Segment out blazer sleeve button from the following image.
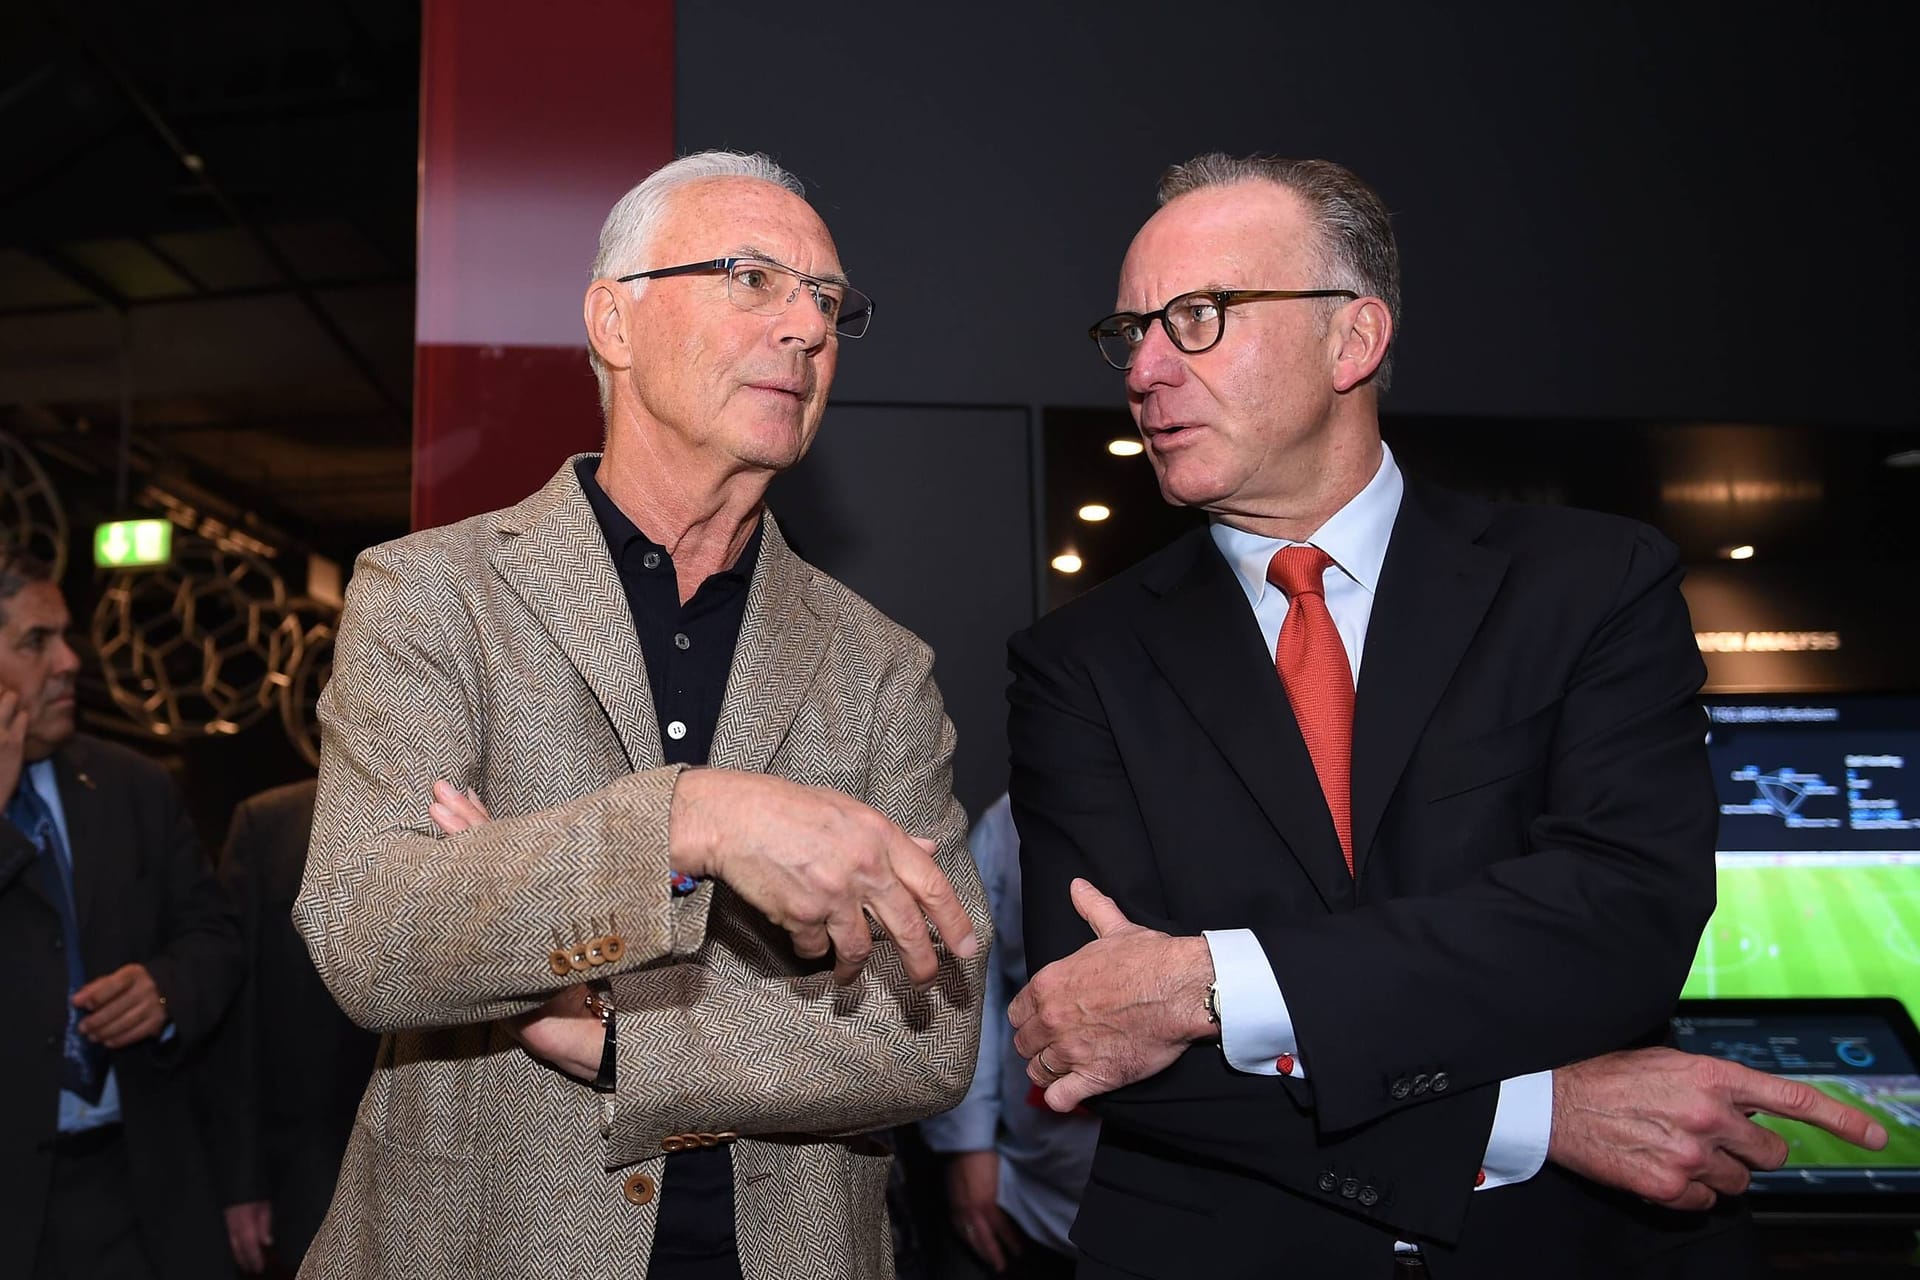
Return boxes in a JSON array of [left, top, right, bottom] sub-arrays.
[[549, 950, 575, 977], [603, 935, 626, 962], [1316, 1171, 1338, 1193], [1431, 1072, 1451, 1093], [1389, 1077, 1412, 1100], [1340, 1178, 1360, 1199], [623, 1172, 656, 1206], [1358, 1186, 1380, 1208], [1411, 1073, 1431, 1095]]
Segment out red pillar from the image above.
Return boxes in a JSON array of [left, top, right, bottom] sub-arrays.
[[413, 0, 675, 530]]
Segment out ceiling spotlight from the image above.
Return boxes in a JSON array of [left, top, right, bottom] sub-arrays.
[[1051, 553, 1084, 574], [1886, 449, 1920, 469], [1107, 438, 1144, 457], [1724, 544, 1756, 561], [1077, 503, 1111, 522]]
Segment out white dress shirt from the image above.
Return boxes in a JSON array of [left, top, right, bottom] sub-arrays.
[[1200, 444, 1552, 1190]]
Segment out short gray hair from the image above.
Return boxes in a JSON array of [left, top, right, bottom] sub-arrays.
[[587, 151, 807, 416], [1158, 153, 1401, 394]]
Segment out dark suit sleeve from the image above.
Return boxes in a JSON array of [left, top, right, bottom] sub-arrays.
[[198, 797, 268, 1206], [143, 768, 246, 1064], [1009, 626, 1497, 1241]]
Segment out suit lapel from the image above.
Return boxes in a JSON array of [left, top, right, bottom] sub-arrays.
[[489, 460, 661, 772], [709, 516, 837, 773], [1351, 480, 1507, 878], [51, 742, 108, 934], [1135, 534, 1353, 911]]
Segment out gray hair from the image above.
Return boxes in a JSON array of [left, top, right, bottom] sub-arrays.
[[0, 545, 54, 626], [1157, 153, 1401, 394], [587, 151, 808, 415]]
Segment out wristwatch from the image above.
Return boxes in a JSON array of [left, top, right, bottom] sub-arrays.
[[1205, 981, 1222, 1027], [583, 986, 617, 1091]]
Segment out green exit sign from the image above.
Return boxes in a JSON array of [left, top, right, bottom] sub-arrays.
[[94, 519, 173, 568]]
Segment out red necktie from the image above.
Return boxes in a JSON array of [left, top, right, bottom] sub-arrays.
[[1267, 546, 1355, 875]]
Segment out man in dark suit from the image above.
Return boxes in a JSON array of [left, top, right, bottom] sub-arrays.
[[207, 778, 378, 1277], [1005, 155, 1883, 1277], [0, 548, 245, 1279]]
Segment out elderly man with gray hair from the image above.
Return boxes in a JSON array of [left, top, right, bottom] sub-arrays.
[[294, 151, 988, 1280]]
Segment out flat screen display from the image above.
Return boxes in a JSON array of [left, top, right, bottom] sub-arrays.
[[1674, 998, 1920, 1218], [1681, 696, 1920, 1024]]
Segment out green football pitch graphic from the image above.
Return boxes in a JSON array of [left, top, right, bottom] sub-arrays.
[[1684, 862, 1920, 1169], [1683, 863, 1920, 1019]]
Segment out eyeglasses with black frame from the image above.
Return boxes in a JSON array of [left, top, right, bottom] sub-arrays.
[[1088, 288, 1358, 371], [617, 256, 875, 338]]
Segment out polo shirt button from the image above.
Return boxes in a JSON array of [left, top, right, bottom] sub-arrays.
[[623, 1172, 656, 1205], [674, 633, 691, 650], [642, 552, 662, 570], [667, 720, 687, 740]]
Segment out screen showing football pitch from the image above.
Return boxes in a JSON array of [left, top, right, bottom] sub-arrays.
[[1682, 696, 1920, 1023]]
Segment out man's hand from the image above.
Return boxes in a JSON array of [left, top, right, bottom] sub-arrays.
[[670, 769, 978, 986], [74, 963, 168, 1048], [947, 1149, 1021, 1273], [428, 782, 603, 1083], [0, 687, 27, 809], [504, 984, 605, 1083], [224, 1201, 274, 1274], [1550, 1046, 1890, 1210], [1008, 878, 1214, 1113]]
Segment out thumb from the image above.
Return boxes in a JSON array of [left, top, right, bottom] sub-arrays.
[[1070, 878, 1131, 937]]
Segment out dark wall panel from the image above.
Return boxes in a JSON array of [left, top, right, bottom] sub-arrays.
[[678, 2, 1912, 427], [768, 404, 1035, 820]]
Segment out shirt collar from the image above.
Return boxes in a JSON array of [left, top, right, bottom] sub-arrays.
[[573, 456, 761, 584], [1210, 443, 1404, 608]]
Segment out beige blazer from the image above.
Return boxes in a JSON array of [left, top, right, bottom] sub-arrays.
[[294, 458, 990, 1279]]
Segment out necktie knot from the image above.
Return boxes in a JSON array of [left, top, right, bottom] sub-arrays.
[[1266, 545, 1334, 600]]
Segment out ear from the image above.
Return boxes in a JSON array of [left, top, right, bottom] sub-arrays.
[[584, 279, 636, 377], [1331, 297, 1392, 394]]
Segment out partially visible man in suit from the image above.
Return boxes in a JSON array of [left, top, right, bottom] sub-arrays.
[[294, 150, 988, 1280], [207, 778, 377, 1277], [1006, 155, 1884, 1277], [0, 549, 245, 1279]]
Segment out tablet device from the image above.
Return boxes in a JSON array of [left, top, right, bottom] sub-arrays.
[[1672, 997, 1920, 1222]]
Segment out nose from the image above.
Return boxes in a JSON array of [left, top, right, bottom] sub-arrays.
[[773, 283, 831, 351], [50, 634, 82, 677], [1125, 320, 1186, 395]]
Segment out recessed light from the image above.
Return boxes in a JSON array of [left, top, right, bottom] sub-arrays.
[[1107, 438, 1144, 457], [1886, 449, 1920, 469], [1724, 544, 1756, 561], [1051, 553, 1084, 574], [1077, 503, 1111, 522]]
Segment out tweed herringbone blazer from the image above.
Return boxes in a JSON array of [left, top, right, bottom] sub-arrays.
[[293, 458, 990, 1280]]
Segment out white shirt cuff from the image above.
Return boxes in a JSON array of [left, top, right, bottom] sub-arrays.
[[1202, 928, 1305, 1077], [1478, 1069, 1553, 1189]]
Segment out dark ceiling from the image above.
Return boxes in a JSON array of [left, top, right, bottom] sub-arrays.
[[1, 0, 421, 565]]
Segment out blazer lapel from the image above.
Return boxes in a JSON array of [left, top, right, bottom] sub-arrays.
[[709, 515, 837, 774], [1350, 480, 1508, 878], [1135, 533, 1353, 911], [489, 459, 661, 771]]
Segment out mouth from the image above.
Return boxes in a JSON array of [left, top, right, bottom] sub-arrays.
[[746, 380, 810, 403], [1141, 421, 1202, 449]]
